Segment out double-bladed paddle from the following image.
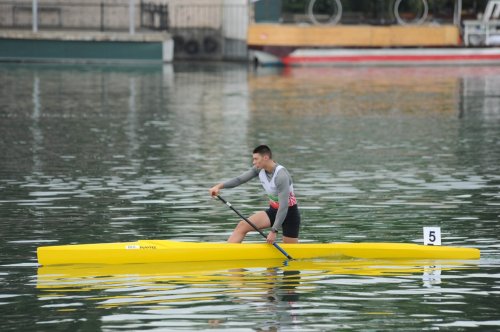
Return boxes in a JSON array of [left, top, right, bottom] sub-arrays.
[[215, 195, 293, 260]]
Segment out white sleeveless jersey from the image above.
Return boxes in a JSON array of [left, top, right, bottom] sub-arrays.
[[258, 165, 297, 208]]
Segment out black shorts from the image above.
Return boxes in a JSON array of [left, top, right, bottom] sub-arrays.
[[265, 204, 301, 238]]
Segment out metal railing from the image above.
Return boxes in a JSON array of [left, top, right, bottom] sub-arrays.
[[463, 0, 500, 46], [0, 0, 169, 34]]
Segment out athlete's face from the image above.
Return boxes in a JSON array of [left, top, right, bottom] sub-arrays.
[[252, 153, 269, 169]]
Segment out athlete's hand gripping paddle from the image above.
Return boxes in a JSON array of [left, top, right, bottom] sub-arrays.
[[216, 195, 293, 260]]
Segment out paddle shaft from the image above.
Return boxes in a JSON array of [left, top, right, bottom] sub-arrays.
[[216, 195, 293, 260]]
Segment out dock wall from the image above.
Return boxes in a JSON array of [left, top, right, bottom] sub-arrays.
[[0, 30, 173, 63]]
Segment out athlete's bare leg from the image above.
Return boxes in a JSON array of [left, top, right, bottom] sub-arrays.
[[227, 211, 271, 243], [283, 236, 298, 243]]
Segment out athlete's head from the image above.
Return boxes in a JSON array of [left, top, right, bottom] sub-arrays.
[[253, 145, 272, 158], [252, 145, 272, 168]]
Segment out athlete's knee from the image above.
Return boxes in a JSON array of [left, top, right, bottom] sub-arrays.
[[283, 236, 299, 243], [235, 220, 251, 233]]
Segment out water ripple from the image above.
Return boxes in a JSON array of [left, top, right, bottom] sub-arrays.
[[1, 63, 499, 331]]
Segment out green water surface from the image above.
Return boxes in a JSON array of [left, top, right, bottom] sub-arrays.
[[0, 63, 499, 331]]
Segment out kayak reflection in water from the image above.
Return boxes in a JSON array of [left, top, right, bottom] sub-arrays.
[[209, 145, 301, 244]]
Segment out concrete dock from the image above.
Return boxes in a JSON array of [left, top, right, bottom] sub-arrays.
[[0, 30, 173, 63]]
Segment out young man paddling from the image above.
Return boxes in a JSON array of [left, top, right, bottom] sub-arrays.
[[209, 145, 300, 244]]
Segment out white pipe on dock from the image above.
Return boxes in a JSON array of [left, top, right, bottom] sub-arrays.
[[454, 0, 462, 25], [129, 0, 135, 35], [32, 0, 38, 32]]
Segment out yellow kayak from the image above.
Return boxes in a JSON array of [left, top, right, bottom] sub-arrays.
[[37, 240, 480, 266]]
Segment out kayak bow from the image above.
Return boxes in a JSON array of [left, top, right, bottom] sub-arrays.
[[37, 240, 480, 266]]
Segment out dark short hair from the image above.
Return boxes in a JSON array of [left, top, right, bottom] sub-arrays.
[[253, 145, 272, 158]]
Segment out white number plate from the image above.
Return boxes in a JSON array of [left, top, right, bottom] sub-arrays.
[[423, 227, 441, 245]]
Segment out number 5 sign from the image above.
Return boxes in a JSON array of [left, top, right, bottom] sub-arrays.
[[423, 227, 441, 245]]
